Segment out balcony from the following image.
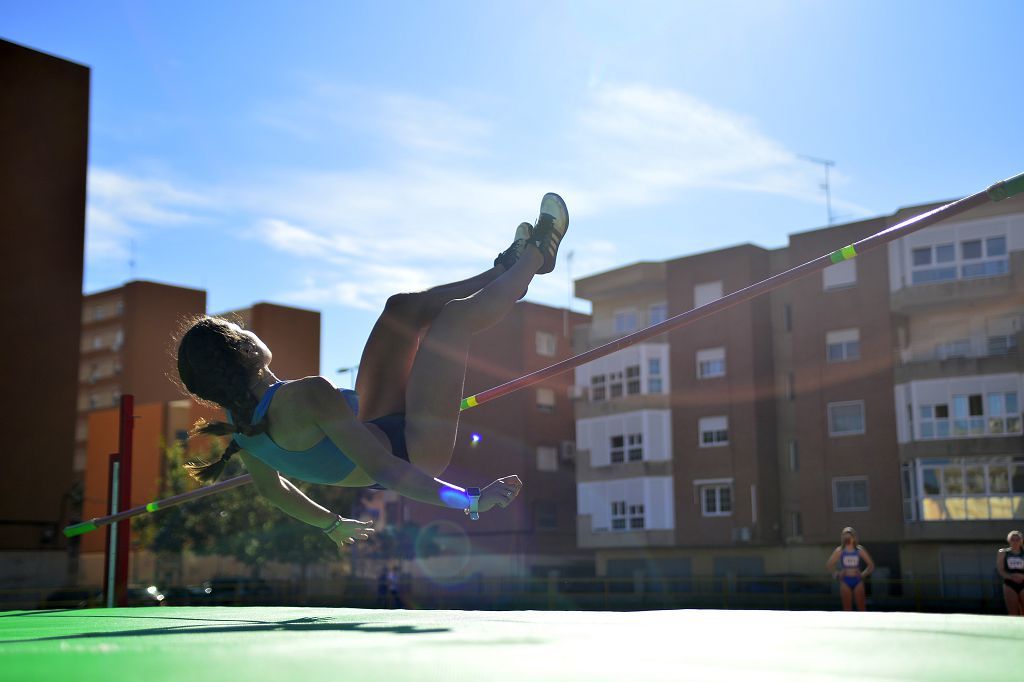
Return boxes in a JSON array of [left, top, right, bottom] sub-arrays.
[[894, 339, 1022, 384], [576, 515, 675, 548], [890, 252, 1023, 312], [575, 448, 673, 483]]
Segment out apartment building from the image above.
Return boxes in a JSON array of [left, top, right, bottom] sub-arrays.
[[571, 191, 1024, 592], [77, 281, 207, 473], [390, 301, 592, 581], [77, 297, 321, 581], [0, 40, 88, 578]]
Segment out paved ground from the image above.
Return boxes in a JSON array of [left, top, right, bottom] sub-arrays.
[[1, 607, 1021, 681]]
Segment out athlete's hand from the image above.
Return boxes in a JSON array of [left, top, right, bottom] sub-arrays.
[[480, 475, 523, 513], [326, 517, 375, 550]]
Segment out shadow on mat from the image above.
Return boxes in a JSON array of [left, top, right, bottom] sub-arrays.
[[0, 616, 450, 644]]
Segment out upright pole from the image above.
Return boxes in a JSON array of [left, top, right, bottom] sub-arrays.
[[115, 395, 134, 607], [103, 454, 120, 609]]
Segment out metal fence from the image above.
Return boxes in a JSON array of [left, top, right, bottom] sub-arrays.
[[3, 575, 1013, 614]]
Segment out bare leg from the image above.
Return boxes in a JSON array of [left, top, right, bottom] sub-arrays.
[[839, 583, 853, 611], [355, 266, 504, 421], [853, 582, 867, 611], [1017, 589, 1024, 616], [1005, 585, 1022, 616], [402, 245, 544, 475]]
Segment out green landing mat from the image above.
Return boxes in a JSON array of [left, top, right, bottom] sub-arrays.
[[1, 607, 1021, 681]]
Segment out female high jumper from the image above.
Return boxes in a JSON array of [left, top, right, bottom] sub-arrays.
[[825, 526, 875, 611], [174, 194, 568, 549], [997, 530, 1024, 616]]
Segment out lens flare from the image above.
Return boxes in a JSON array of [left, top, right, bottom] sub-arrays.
[[470, 433, 482, 447], [413, 519, 472, 585]]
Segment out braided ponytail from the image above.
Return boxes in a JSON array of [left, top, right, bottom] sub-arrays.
[[174, 316, 272, 482]]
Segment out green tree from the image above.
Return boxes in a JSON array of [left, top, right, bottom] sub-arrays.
[[136, 441, 365, 585]]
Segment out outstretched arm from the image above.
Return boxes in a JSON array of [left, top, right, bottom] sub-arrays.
[[238, 450, 373, 547]]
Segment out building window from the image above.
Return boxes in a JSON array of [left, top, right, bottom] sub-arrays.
[[535, 501, 558, 530], [627, 433, 643, 461], [823, 259, 857, 290], [913, 456, 1024, 521], [591, 374, 606, 401], [536, 446, 558, 472], [826, 328, 860, 363], [921, 392, 1023, 439], [649, 302, 668, 326], [629, 503, 645, 529], [536, 387, 556, 413], [608, 370, 624, 398], [936, 338, 971, 360], [788, 441, 799, 472], [912, 235, 1008, 284], [911, 242, 957, 284], [700, 484, 732, 516], [699, 416, 729, 447], [988, 334, 1019, 356], [611, 501, 627, 530], [535, 331, 557, 357], [828, 401, 865, 436], [694, 281, 723, 308], [614, 310, 638, 334], [833, 477, 870, 511], [696, 347, 726, 379], [790, 511, 803, 537], [610, 435, 624, 463], [626, 365, 642, 394], [648, 357, 664, 393]]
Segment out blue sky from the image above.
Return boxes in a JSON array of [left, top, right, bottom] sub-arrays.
[[4, 1, 1023, 381]]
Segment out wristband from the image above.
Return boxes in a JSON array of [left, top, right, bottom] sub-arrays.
[[464, 487, 481, 521], [321, 515, 343, 534]]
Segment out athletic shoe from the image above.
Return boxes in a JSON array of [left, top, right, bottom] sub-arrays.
[[494, 222, 533, 271], [530, 193, 569, 275]]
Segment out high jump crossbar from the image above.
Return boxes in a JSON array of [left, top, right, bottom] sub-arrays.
[[63, 171, 1024, 539]]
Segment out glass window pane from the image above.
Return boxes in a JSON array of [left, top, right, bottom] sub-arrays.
[[923, 469, 940, 494], [943, 467, 964, 494], [990, 466, 1010, 493], [953, 395, 968, 418], [704, 488, 716, 513], [968, 394, 984, 416], [1006, 392, 1019, 414], [719, 487, 732, 511], [920, 422, 934, 438], [1012, 465, 1024, 493], [988, 393, 1005, 416], [920, 405, 933, 419], [987, 236, 1007, 256], [935, 243, 955, 263], [937, 420, 951, 437], [935, 404, 949, 418], [912, 248, 932, 266], [827, 344, 843, 362], [846, 340, 860, 359], [962, 240, 982, 259], [965, 466, 986, 494], [852, 482, 868, 508]]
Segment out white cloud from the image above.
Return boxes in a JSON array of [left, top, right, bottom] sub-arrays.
[[85, 167, 213, 261]]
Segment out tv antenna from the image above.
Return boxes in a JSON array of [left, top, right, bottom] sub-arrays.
[[798, 155, 835, 225]]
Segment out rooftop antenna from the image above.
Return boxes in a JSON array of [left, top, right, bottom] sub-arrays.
[[798, 155, 835, 225]]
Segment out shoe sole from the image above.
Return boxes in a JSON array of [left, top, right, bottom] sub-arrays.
[[536, 193, 568, 274]]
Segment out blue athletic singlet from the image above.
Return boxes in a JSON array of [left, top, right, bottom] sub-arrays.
[[839, 548, 862, 589], [1004, 550, 1024, 593], [227, 381, 363, 484]]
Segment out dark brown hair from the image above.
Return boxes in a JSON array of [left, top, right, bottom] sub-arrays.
[[175, 316, 269, 482]]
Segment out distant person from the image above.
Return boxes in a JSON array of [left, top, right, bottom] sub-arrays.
[[826, 527, 875, 611], [997, 530, 1024, 616], [377, 568, 388, 608], [387, 565, 403, 609], [173, 194, 568, 549]]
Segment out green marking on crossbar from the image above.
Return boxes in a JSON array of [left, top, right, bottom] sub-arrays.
[[460, 396, 478, 411], [146, 502, 160, 512], [988, 172, 1024, 201], [63, 521, 97, 537], [829, 245, 857, 263]]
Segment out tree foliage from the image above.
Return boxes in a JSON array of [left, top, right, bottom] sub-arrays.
[[135, 440, 364, 576]]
